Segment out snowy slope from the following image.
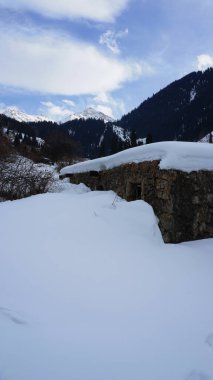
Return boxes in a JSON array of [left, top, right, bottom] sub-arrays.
[[112, 124, 130, 142], [63, 107, 114, 123], [0, 183, 213, 380], [2, 106, 51, 123], [61, 141, 213, 175], [200, 131, 213, 143]]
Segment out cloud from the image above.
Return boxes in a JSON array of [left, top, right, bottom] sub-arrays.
[[41, 96, 124, 121], [196, 54, 213, 71], [99, 28, 128, 54], [0, 25, 143, 96], [0, 0, 130, 22], [40, 101, 73, 121], [91, 92, 126, 118], [62, 99, 76, 107], [95, 105, 114, 118]]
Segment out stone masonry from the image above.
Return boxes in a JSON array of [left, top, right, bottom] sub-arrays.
[[60, 161, 213, 243]]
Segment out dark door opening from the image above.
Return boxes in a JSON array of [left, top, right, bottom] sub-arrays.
[[96, 185, 104, 191], [127, 182, 142, 201]]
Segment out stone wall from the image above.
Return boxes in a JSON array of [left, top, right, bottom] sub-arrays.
[[60, 161, 213, 243]]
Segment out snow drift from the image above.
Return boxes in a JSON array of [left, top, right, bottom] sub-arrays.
[[0, 183, 213, 380]]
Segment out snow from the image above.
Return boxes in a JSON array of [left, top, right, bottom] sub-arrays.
[[61, 141, 213, 176], [36, 137, 45, 146], [200, 131, 213, 143], [1, 106, 51, 123], [98, 134, 104, 147], [1, 105, 113, 124], [190, 88, 197, 102], [137, 137, 146, 145], [112, 124, 129, 142], [0, 182, 213, 380], [63, 107, 114, 123]]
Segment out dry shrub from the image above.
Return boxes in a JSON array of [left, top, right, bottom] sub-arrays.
[[0, 156, 54, 201]]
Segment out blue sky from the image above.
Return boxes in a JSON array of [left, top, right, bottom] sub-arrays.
[[0, 0, 213, 121]]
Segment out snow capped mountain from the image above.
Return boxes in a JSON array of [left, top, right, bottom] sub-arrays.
[[63, 107, 114, 124], [1, 107, 51, 123], [1, 106, 114, 124]]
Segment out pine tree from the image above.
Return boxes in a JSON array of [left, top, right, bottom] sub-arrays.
[[14, 134, 20, 146], [110, 134, 119, 155], [98, 140, 105, 157], [130, 130, 137, 147], [146, 132, 153, 144]]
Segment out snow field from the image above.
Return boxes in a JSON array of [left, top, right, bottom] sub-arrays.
[[0, 183, 213, 380]]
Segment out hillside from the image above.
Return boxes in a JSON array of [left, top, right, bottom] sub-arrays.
[[0, 112, 129, 159], [118, 68, 213, 142]]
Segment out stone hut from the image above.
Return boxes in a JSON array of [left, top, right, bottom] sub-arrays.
[[60, 142, 213, 244]]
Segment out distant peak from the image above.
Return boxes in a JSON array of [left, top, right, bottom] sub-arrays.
[[62, 107, 114, 124], [1, 106, 51, 123]]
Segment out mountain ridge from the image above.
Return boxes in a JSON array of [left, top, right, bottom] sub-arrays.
[[1, 68, 213, 159], [118, 68, 213, 142], [1, 106, 114, 125], [1, 106, 51, 123]]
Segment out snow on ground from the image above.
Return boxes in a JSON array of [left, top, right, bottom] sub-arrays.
[[200, 131, 213, 143], [137, 136, 147, 145], [60, 141, 213, 176], [0, 183, 213, 380]]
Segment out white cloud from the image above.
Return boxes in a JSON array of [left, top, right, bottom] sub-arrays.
[[196, 54, 213, 71], [62, 99, 76, 107], [0, 0, 129, 22], [0, 25, 143, 96], [95, 105, 114, 118], [99, 28, 128, 54], [91, 92, 126, 118], [94, 92, 110, 103], [40, 101, 73, 121]]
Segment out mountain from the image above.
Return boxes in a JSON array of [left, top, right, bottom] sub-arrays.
[[0, 111, 127, 159], [2, 107, 51, 123], [2, 68, 213, 160], [61, 118, 129, 158], [2, 106, 114, 125], [63, 107, 114, 124], [118, 68, 213, 142], [0, 113, 37, 137]]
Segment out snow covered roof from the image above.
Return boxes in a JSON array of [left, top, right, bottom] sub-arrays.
[[60, 142, 213, 176]]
